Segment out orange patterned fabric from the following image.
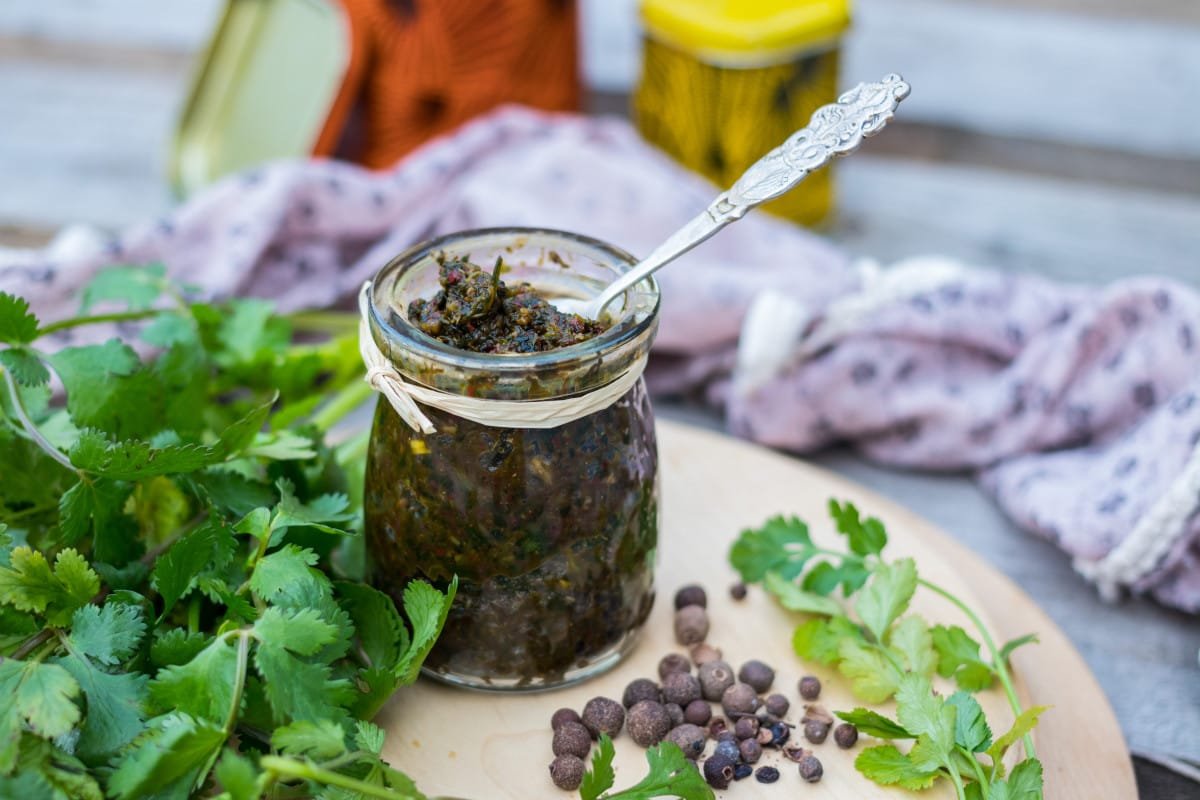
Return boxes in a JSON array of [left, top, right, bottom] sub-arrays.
[[315, 0, 581, 168]]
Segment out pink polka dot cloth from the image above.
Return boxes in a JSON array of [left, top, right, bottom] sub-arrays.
[[3, 107, 1199, 612]]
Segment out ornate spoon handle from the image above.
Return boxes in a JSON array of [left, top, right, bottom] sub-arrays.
[[588, 74, 911, 318]]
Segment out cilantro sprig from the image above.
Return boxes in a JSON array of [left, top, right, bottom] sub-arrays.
[[731, 502, 1044, 800], [0, 269, 454, 798], [580, 735, 714, 800]]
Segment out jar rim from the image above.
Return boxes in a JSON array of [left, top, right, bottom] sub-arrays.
[[368, 227, 661, 398]]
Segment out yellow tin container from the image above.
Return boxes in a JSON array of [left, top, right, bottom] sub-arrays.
[[634, 0, 851, 227]]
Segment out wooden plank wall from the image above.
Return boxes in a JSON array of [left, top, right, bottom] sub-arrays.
[[0, 0, 1198, 288]]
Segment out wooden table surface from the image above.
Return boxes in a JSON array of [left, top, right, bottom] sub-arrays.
[[2, 1, 1198, 796]]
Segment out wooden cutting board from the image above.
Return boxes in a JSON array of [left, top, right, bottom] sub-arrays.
[[377, 419, 1136, 799]]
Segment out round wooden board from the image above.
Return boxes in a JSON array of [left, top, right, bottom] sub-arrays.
[[377, 420, 1136, 799]]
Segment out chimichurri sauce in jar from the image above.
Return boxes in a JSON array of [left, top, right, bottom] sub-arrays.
[[363, 229, 660, 690]]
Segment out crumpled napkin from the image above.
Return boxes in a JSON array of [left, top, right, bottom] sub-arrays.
[[3, 106, 1198, 611]]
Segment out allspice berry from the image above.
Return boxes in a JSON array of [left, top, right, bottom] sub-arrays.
[[657, 653, 691, 681], [665, 724, 708, 758], [804, 720, 830, 744], [734, 716, 759, 740], [664, 703, 685, 728], [764, 693, 789, 718], [799, 754, 824, 783], [798, 675, 821, 701], [662, 672, 702, 707], [729, 582, 748, 600], [581, 697, 625, 739], [622, 678, 661, 709], [674, 584, 707, 610], [738, 659, 775, 693], [549, 755, 585, 790], [834, 722, 859, 749], [698, 660, 735, 702], [551, 708, 582, 731], [739, 738, 763, 764], [703, 753, 736, 790], [721, 682, 761, 717], [690, 643, 722, 666], [684, 699, 712, 726], [552, 721, 592, 759], [674, 605, 709, 645], [627, 701, 672, 747]]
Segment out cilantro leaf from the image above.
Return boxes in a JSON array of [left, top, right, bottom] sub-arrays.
[[336, 581, 408, 670], [729, 515, 819, 583], [248, 544, 321, 600], [216, 299, 290, 367], [214, 750, 260, 800], [945, 691, 993, 752], [58, 479, 137, 565], [828, 499, 888, 556], [105, 712, 225, 800], [149, 629, 211, 669], [269, 478, 355, 539], [894, 675, 957, 761], [254, 607, 338, 656], [834, 708, 912, 739], [801, 558, 870, 596], [69, 429, 219, 481], [837, 638, 900, 703], [355, 720, 386, 755], [792, 615, 862, 664], [856, 557, 917, 643], [0, 348, 50, 387], [888, 614, 937, 677], [151, 517, 236, 617], [0, 293, 39, 344], [48, 341, 154, 437], [0, 659, 82, 772], [57, 650, 148, 763], [0, 735, 103, 800], [149, 634, 239, 723], [0, 547, 98, 626], [987, 706, 1049, 765], [763, 571, 841, 616], [855, 744, 940, 790], [80, 264, 166, 313], [68, 604, 146, 666], [993, 757, 1044, 800], [580, 734, 617, 800], [931, 624, 996, 691], [393, 577, 458, 685], [594, 738, 713, 800], [271, 719, 347, 759]]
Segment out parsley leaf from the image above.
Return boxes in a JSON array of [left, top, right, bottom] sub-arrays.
[[0, 292, 39, 344]]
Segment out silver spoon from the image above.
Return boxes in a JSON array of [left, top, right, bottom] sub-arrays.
[[555, 73, 911, 320]]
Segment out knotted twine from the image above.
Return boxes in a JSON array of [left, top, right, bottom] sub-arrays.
[[357, 282, 647, 434]]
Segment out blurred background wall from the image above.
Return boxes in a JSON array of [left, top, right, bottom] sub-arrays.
[[0, 0, 1197, 285]]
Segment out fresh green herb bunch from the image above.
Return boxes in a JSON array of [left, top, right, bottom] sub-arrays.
[[0, 267, 455, 799], [730, 501, 1046, 800]]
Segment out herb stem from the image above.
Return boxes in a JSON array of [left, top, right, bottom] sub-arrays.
[[10, 628, 55, 660], [259, 756, 419, 800], [960, 747, 990, 798], [36, 309, 160, 337], [286, 310, 357, 335], [946, 763, 968, 800], [2, 368, 77, 473], [222, 631, 251, 735], [918, 577, 1035, 758], [310, 378, 373, 433]]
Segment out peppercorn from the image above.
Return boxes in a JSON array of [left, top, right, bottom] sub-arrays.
[[703, 753, 736, 789], [764, 693, 789, 718], [690, 643, 722, 666], [721, 683, 761, 717], [551, 708, 582, 732], [708, 718, 727, 738], [733, 717, 759, 740], [754, 766, 780, 784], [581, 697, 625, 739], [730, 582, 748, 600], [674, 606, 709, 645], [665, 724, 707, 758], [798, 675, 821, 701], [552, 721, 592, 759], [683, 699, 711, 726], [739, 738, 762, 764], [627, 701, 672, 748], [698, 661, 735, 702], [622, 678, 661, 709], [549, 755, 585, 791], [804, 720, 830, 744], [657, 653, 691, 681], [674, 584, 707, 610], [737, 660, 775, 693], [799, 754, 823, 783], [662, 671, 702, 707], [664, 703, 685, 728], [834, 722, 859, 749], [712, 737, 740, 763]]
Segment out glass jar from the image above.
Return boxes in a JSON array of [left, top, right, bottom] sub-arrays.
[[363, 228, 660, 691]]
